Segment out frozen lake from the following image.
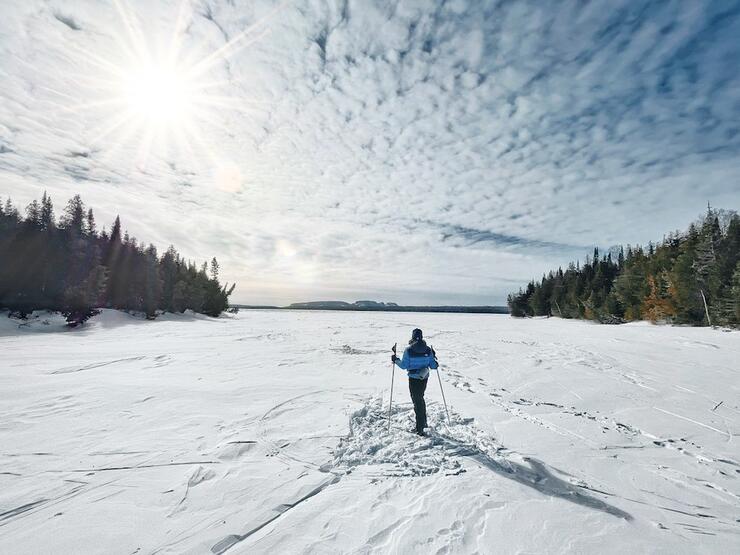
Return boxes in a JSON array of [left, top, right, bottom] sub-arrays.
[[1, 310, 738, 553]]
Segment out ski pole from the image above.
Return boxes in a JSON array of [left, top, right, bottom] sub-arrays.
[[436, 368, 451, 425], [432, 346, 451, 425], [388, 343, 397, 431]]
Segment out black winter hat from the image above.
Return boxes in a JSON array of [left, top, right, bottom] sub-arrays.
[[411, 328, 423, 342]]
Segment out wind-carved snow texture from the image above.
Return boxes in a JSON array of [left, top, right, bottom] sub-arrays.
[[1, 310, 739, 554]]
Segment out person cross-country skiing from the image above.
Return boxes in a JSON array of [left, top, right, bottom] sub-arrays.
[[391, 328, 438, 436]]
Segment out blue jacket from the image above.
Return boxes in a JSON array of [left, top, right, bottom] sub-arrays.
[[394, 340, 438, 380]]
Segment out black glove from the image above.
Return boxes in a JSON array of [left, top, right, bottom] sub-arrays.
[[391, 354, 398, 363]]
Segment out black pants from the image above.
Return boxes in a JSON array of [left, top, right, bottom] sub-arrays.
[[408, 377, 428, 433]]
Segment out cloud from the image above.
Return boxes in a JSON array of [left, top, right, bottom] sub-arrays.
[[1, 0, 738, 305]]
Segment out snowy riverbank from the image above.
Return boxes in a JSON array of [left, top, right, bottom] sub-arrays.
[[1, 310, 738, 553]]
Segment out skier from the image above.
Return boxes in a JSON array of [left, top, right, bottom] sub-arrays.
[[391, 328, 438, 436]]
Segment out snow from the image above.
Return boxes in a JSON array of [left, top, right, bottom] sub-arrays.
[[1, 309, 738, 554]]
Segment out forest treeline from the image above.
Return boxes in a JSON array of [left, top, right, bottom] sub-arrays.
[[0, 192, 235, 324], [508, 207, 740, 328]]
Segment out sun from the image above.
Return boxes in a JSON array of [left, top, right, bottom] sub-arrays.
[[60, 0, 279, 167], [121, 61, 194, 125]]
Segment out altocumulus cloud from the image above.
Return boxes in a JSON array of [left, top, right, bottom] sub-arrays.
[[0, 0, 738, 305]]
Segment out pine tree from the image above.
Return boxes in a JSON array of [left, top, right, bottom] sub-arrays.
[[110, 216, 121, 244], [143, 245, 162, 318], [41, 192, 54, 230], [25, 200, 41, 228], [61, 194, 86, 235], [731, 262, 740, 324], [4, 198, 19, 221], [87, 208, 96, 236], [0, 194, 236, 320], [507, 207, 739, 328], [692, 209, 722, 325], [172, 280, 187, 313]]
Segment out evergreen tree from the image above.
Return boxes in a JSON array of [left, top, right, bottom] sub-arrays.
[[508, 208, 739, 328], [143, 245, 162, 318], [40, 191, 54, 230], [86, 208, 96, 236], [731, 262, 740, 323], [0, 193, 235, 323], [25, 200, 41, 228], [4, 198, 19, 221], [61, 194, 86, 236], [110, 216, 121, 244]]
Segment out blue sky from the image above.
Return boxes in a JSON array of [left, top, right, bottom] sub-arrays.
[[1, 0, 739, 305]]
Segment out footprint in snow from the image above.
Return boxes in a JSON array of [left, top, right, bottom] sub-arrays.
[[330, 400, 500, 478]]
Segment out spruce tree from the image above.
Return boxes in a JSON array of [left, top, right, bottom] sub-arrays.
[[0, 194, 235, 321], [61, 195, 86, 236], [87, 208, 96, 236], [40, 192, 54, 230], [507, 207, 739, 328], [25, 200, 41, 228]]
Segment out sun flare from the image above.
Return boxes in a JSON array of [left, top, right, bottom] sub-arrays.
[[61, 0, 278, 168]]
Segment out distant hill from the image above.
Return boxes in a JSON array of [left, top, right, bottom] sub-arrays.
[[276, 301, 508, 314], [231, 300, 508, 314]]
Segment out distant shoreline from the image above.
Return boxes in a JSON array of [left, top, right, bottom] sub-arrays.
[[232, 304, 509, 315]]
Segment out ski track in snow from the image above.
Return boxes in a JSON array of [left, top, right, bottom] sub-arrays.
[[0, 310, 739, 554]]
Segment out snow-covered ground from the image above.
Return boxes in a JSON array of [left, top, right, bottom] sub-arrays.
[[1, 310, 738, 554]]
